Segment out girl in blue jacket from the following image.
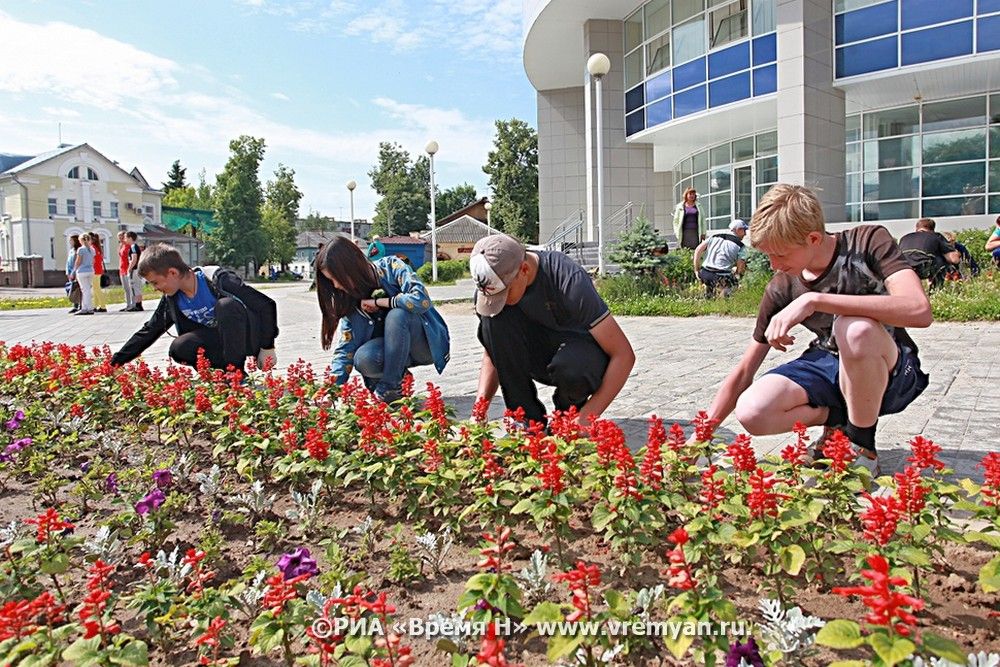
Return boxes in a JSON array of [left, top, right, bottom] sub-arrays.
[[316, 235, 450, 403]]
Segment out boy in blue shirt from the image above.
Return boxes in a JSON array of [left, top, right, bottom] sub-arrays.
[[111, 244, 278, 373]]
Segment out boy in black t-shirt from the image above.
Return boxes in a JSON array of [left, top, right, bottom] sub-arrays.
[[469, 234, 635, 427], [897, 218, 960, 289], [703, 184, 931, 474]]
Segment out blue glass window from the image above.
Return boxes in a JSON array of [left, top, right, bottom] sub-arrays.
[[901, 22, 973, 65], [645, 71, 671, 103], [752, 33, 776, 66], [753, 64, 777, 95], [901, 0, 972, 30], [709, 72, 751, 107], [672, 57, 706, 92], [646, 98, 672, 127], [980, 0, 1000, 13], [979, 15, 1000, 53], [626, 109, 645, 136], [835, 36, 897, 77], [674, 85, 707, 118], [626, 85, 644, 114], [708, 42, 750, 79], [835, 1, 897, 45]]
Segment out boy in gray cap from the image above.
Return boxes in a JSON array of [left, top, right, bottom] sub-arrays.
[[693, 218, 750, 297], [469, 234, 635, 427]]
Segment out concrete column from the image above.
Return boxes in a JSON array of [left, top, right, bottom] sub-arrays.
[[776, 0, 846, 224]]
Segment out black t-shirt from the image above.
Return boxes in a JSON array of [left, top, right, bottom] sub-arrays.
[[478, 251, 610, 333], [897, 231, 954, 258], [753, 225, 917, 354]]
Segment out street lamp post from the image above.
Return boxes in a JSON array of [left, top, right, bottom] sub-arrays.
[[346, 180, 357, 242], [587, 52, 611, 276], [484, 200, 493, 234], [425, 140, 439, 282]]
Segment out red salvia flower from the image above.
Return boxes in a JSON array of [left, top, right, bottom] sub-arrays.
[[746, 467, 789, 519], [400, 372, 414, 397], [475, 622, 524, 667], [822, 429, 856, 474], [549, 407, 582, 444], [664, 528, 695, 590], [692, 410, 719, 443], [477, 527, 516, 573], [727, 434, 757, 473], [471, 396, 490, 424], [304, 427, 330, 461], [424, 382, 449, 430], [262, 572, 311, 616], [552, 561, 602, 623], [907, 435, 945, 471], [640, 415, 666, 490], [538, 441, 565, 495], [194, 616, 227, 648], [781, 422, 809, 467], [860, 492, 902, 545], [666, 422, 686, 453], [77, 559, 120, 640], [833, 555, 924, 636], [422, 438, 443, 473], [894, 466, 929, 517], [25, 507, 74, 543], [698, 465, 725, 512], [980, 452, 1000, 509]]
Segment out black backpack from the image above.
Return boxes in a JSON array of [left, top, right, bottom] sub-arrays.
[[901, 249, 937, 280]]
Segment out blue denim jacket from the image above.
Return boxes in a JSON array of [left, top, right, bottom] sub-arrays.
[[329, 256, 451, 384]]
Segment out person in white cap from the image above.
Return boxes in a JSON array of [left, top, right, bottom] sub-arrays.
[[469, 234, 635, 427], [692, 219, 750, 298]]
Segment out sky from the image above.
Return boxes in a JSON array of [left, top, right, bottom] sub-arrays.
[[0, 0, 538, 221]]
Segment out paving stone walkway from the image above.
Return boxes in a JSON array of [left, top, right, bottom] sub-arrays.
[[2, 283, 996, 478]]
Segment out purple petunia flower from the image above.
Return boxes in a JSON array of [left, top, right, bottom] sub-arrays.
[[276, 547, 320, 579], [104, 473, 120, 495], [152, 469, 173, 490], [4, 410, 24, 431], [725, 637, 764, 667], [81, 461, 91, 473], [1, 437, 31, 462], [135, 488, 166, 515]]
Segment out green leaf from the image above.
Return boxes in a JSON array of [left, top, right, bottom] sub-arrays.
[[109, 639, 149, 666], [816, 620, 864, 649], [980, 555, 1000, 593], [343, 634, 371, 655], [922, 632, 968, 664], [523, 601, 564, 625], [62, 637, 102, 667], [779, 545, 806, 576], [546, 633, 585, 660], [868, 634, 914, 667], [510, 499, 533, 515], [827, 662, 868, 667], [337, 656, 368, 667], [967, 531, 1000, 549], [603, 589, 630, 616], [40, 553, 70, 575], [896, 546, 931, 567], [910, 523, 933, 543], [662, 618, 696, 660], [591, 504, 615, 531]]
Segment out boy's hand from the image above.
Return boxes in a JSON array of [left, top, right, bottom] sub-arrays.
[[765, 294, 815, 351]]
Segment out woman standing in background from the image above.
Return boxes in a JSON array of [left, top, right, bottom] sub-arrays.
[[89, 233, 108, 312], [672, 187, 705, 250]]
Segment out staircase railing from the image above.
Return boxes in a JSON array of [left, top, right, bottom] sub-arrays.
[[543, 208, 585, 251], [600, 201, 634, 266]]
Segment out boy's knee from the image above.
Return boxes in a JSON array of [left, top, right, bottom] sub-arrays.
[[733, 395, 769, 436], [833, 316, 882, 357]]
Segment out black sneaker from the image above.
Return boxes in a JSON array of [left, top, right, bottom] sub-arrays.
[[132, 303, 144, 311], [69, 306, 79, 314], [95, 308, 107, 313]]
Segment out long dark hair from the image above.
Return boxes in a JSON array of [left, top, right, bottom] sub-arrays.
[[316, 234, 378, 350]]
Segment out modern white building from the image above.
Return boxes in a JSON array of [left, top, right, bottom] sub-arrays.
[[523, 0, 1000, 248]]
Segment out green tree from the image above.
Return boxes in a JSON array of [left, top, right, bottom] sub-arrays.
[[162, 159, 187, 193], [436, 183, 478, 219], [261, 164, 302, 269], [608, 216, 668, 276], [206, 135, 266, 271], [483, 119, 538, 241], [368, 142, 430, 236], [162, 186, 197, 208], [194, 169, 215, 209], [299, 210, 332, 233]]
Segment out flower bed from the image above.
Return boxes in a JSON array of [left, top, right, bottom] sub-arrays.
[[0, 342, 997, 666]]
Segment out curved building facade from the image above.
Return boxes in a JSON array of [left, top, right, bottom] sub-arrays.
[[523, 0, 1000, 243]]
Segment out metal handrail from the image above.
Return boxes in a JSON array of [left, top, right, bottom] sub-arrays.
[[543, 208, 584, 249], [605, 201, 634, 242]]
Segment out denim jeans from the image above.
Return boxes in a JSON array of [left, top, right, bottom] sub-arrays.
[[354, 308, 434, 394]]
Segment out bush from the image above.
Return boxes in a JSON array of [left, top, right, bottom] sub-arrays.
[[660, 248, 696, 287], [417, 258, 467, 284], [953, 228, 993, 270], [608, 216, 668, 276]]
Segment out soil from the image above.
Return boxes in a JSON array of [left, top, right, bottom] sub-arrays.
[[2, 430, 997, 667]]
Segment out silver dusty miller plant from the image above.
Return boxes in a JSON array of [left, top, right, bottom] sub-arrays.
[[235, 479, 276, 523], [516, 549, 553, 604], [170, 452, 198, 485], [194, 464, 223, 499], [80, 526, 124, 565], [350, 515, 382, 556], [286, 479, 324, 532], [758, 598, 825, 660], [633, 584, 665, 620], [912, 653, 1000, 667], [414, 526, 453, 576], [233, 570, 269, 619]]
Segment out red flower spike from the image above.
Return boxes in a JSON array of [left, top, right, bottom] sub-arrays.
[[692, 410, 719, 443], [833, 555, 924, 636], [822, 429, 856, 474], [727, 434, 757, 473], [907, 435, 945, 471]]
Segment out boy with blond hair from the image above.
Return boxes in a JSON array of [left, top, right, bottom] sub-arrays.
[[702, 184, 931, 473]]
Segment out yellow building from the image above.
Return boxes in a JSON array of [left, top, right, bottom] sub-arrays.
[[0, 143, 162, 276]]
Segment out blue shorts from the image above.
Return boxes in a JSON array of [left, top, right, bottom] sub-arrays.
[[766, 345, 928, 417]]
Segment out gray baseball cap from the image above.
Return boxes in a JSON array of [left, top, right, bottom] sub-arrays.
[[469, 234, 525, 317]]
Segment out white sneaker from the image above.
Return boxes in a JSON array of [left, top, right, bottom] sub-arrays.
[[851, 444, 881, 477]]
